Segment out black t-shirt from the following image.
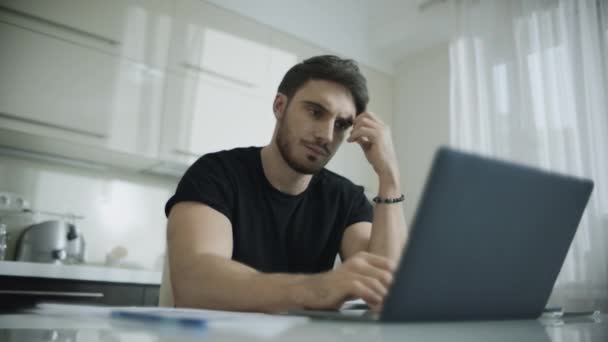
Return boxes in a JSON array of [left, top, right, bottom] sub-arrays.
[[165, 146, 373, 273]]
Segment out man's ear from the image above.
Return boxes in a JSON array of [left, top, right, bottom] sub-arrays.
[[273, 93, 288, 120]]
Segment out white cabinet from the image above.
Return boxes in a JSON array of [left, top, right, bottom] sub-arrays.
[[168, 0, 272, 89], [0, 21, 164, 166], [0, 21, 112, 138], [268, 31, 325, 89], [157, 0, 277, 169], [0, 0, 395, 178], [0, 0, 174, 68], [160, 72, 274, 166]]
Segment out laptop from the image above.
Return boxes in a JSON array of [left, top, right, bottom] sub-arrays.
[[288, 147, 594, 322]]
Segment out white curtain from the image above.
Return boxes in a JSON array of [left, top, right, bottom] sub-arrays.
[[450, 0, 608, 310]]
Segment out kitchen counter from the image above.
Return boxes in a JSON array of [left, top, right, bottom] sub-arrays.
[[0, 260, 161, 285]]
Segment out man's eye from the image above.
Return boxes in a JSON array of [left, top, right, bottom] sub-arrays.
[[335, 121, 351, 131], [309, 109, 322, 118]]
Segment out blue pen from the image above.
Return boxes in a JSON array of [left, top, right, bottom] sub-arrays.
[[110, 310, 208, 330]]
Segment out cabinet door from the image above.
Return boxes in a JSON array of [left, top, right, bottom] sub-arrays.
[[0, 21, 112, 137], [268, 31, 325, 91], [161, 72, 275, 165], [159, 0, 276, 167], [0, 22, 164, 159], [0, 276, 148, 306], [169, 0, 272, 91], [0, 0, 174, 68]]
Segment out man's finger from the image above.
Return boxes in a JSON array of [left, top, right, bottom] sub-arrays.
[[360, 253, 397, 272], [357, 275, 389, 298], [350, 260, 393, 288], [356, 139, 372, 151], [348, 127, 376, 143], [353, 117, 381, 131], [349, 280, 382, 306], [355, 112, 383, 125]]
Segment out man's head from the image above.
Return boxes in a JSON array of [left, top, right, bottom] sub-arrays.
[[272, 55, 369, 174]]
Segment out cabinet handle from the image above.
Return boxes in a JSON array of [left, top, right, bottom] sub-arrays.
[[181, 62, 256, 88], [0, 290, 104, 298], [0, 112, 107, 138], [0, 5, 120, 46]]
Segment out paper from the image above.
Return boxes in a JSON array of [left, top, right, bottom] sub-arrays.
[[32, 303, 308, 338]]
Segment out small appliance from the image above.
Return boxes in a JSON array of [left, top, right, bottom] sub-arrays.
[[15, 220, 85, 264]]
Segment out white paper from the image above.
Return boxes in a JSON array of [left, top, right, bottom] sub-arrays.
[[32, 303, 308, 338]]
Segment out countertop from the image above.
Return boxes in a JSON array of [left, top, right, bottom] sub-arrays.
[[0, 260, 161, 285], [0, 311, 606, 342]]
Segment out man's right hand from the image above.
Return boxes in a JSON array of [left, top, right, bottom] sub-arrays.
[[292, 252, 396, 312]]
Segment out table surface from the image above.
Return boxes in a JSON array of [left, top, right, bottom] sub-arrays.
[[0, 311, 606, 342]]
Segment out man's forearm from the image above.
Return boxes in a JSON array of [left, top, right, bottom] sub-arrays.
[[368, 172, 408, 263], [171, 253, 309, 313]]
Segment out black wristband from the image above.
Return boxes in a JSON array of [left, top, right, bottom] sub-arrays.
[[372, 194, 405, 204]]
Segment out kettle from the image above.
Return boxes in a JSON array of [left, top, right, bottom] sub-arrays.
[[15, 220, 85, 264]]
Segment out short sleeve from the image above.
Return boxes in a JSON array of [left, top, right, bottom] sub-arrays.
[[164, 154, 234, 222], [345, 186, 373, 227]]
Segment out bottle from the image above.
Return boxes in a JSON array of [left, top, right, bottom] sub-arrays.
[[0, 222, 7, 261], [66, 223, 85, 264]]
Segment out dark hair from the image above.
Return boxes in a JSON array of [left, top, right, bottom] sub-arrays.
[[277, 55, 369, 114]]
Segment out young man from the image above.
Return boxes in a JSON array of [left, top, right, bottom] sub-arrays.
[[164, 55, 407, 312]]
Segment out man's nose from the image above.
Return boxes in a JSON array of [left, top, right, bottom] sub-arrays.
[[314, 120, 334, 144]]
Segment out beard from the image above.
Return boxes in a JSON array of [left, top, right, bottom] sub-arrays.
[[276, 110, 330, 175]]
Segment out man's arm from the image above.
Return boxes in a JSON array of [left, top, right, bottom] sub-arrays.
[[340, 176, 407, 263], [342, 112, 408, 263], [168, 201, 395, 312]]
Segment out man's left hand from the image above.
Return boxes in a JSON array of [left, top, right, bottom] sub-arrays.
[[347, 112, 399, 179]]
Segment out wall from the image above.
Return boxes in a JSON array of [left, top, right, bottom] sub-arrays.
[[0, 154, 175, 271], [392, 43, 451, 222]]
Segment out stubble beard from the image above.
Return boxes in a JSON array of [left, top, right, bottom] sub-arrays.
[[276, 111, 328, 175]]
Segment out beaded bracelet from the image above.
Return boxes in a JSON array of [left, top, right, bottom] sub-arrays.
[[372, 194, 405, 204]]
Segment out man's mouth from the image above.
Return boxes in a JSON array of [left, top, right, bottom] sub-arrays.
[[301, 142, 329, 157]]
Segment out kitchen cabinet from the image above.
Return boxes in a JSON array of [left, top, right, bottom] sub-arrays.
[[0, 0, 396, 179], [0, 261, 161, 307], [0, 21, 164, 166], [0, 0, 174, 69], [168, 0, 272, 89], [156, 0, 277, 170], [0, 275, 159, 307], [157, 72, 275, 168], [268, 31, 325, 88], [0, 21, 112, 139]]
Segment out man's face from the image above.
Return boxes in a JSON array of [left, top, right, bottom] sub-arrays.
[[275, 80, 357, 174]]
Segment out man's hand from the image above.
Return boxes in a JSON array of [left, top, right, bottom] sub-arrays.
[[293, 252, 395, 312], [347, 112, 399, 179]]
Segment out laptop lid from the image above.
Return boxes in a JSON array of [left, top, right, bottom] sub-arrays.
[[381, 147, 594, 322]]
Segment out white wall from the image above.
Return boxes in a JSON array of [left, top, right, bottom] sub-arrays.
[[393, 44, 451, 222], [0, 155, 175, 270]]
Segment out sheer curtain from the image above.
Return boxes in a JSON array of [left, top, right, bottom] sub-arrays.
[[449, 0, 608, 310]]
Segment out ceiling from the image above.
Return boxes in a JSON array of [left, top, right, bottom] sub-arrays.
[[368, 0, 454, 63], [206, 0, 454, 73]]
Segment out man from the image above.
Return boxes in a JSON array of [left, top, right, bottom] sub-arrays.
[[164, 55, 407, 312]]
